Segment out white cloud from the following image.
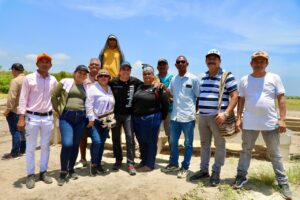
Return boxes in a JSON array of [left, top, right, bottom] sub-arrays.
[[131, 59, 143, 79], [22, 53, 71, 71], [52, 53, 71, 65], [65, 0, 195, 20], [194, 1, 300, 53], [132, 60, 143, 68], [63, 0, 300, 54], [25, 53, 70, 64], [25, 54, 36, 61]]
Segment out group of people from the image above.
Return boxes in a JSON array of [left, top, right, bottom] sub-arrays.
[[2, 34, 292, 199]]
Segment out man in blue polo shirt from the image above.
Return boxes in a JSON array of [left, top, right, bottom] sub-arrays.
[[190, 49, 238, 186], [161, 55, 200, 179], [157, 58, 173, 145]]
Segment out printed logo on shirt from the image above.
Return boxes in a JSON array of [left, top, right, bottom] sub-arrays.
[[126, 85, 135, 108]]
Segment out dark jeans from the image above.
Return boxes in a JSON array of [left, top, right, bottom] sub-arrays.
[[59, 110, 86, 172], [133, 112, 162, 169], [111, 114, 135, 164], [88, 120, 109, 165], [6, 112, 26, 156]]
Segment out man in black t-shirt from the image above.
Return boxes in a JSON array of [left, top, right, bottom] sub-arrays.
[[109, 61, 142, 176]]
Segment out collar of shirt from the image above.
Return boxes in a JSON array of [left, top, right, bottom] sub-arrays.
[[35, 71, 50, 79], [95, 82, 112, 94], [205, 67, 223, 77], [177, 71, 192, 79]]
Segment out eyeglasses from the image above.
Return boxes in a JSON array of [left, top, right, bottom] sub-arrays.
[[176, 60, 186, 64], [98, 74, 110, 78], [90, 63, 100, 67]]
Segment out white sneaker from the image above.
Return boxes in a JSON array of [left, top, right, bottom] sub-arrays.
[[74, 160, 88, 169], [177, 168, 188, 179]]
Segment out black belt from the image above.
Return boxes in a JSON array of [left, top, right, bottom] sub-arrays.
[[27, 111, 53, 116], [98, 111, 114, 119]]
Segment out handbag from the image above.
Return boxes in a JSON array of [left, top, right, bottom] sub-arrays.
[[97, 110, 116, 129], [217, 71, 238, 138]]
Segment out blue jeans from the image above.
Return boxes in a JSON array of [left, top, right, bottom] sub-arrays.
[[59, 110, 86, 172], [6, 112, 26, 156], [88, 120, 109, 165], [169, 120, 195, 169], [134, 112, 162, 169]]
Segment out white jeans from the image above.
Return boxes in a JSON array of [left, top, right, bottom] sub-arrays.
[[25, 114, 53, 175]]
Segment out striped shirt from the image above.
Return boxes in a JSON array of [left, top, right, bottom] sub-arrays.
[[198, 68, 237, 116]]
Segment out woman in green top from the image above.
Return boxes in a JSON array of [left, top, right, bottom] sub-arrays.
[[51, 65, 89, 186]]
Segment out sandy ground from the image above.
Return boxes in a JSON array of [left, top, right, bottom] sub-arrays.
[[0, 100, 300, 200]]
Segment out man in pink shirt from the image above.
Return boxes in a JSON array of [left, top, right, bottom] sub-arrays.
[[17, 53, 58, 189]]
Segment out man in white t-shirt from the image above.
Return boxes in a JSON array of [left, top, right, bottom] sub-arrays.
[[233, 51, 292, 199]]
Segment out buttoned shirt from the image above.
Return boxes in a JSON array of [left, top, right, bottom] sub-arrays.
[[86, 82, 115, 121], [18, 71, 58, 114], [169, 72, 200, 122], [5, 73, 25, 114]]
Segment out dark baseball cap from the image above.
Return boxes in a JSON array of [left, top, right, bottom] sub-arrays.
[[74, 65, 89, 73], [157, 58, 168, 65], [10, 63, 24, 71], [120, 61, 132, 69]]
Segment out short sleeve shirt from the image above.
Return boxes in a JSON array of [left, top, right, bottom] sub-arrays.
[[239, 72, 285, 130]]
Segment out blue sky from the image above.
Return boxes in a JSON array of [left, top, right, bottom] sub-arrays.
[[0, 0, 300, 95]]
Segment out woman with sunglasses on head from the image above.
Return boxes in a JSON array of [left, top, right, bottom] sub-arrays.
[[132, 64, 169, 172], [86, 69, 115, 176], [51, 65, 89, 186]]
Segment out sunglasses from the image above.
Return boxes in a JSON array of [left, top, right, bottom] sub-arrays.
[[176, 60, 186, 64], [98, 74, 110, 78], [90, 63, 100, 67]]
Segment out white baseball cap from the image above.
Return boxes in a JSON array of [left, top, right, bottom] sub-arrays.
[[206, 49, 221, 58]]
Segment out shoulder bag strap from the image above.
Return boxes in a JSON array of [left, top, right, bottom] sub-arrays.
[[217, 71, 230, 112]]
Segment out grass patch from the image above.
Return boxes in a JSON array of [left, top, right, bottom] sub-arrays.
[[218, 185, 243, 200], [174, 183, 206, 200], [286, 162, 300, 184], [0, 93, 8, 99], [248, 165, 276, 188], [249, 162, 300, 189], [285, 98, 300, 111]]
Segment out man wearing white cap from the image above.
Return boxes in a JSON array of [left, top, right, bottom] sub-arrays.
[[233, 51, 292, 199], [190, 49, 238, 186]]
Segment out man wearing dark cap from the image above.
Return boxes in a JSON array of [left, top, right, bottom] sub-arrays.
[[2, 63, 26, 160], [17, 53, 58, 189], [157, 58, 173, 151], [109, 61, 143, 175]]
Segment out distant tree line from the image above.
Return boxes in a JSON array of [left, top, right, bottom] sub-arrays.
[[0, 70, 72, 93], [286, 96, 300, 100]]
